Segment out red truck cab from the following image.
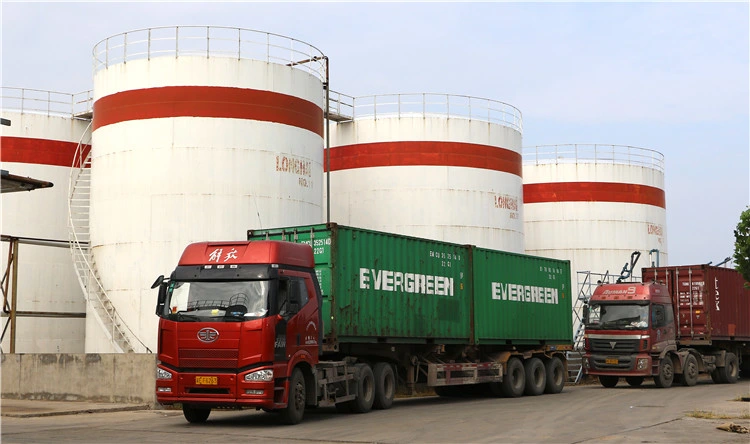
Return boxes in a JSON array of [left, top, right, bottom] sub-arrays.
[[582, 282, 677, 387], [153, 241, 321, 423]]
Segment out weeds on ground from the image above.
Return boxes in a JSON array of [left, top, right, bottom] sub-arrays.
[[687, 410, 750, 420]]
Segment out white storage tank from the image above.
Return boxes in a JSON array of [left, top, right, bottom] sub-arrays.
[[523, 144, 667, 295], [89, 26, 327, 352], [0, 87, 91, 353], [326, 93, 524, 252]]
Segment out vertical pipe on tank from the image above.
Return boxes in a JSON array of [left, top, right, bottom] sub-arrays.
[[325, 56, 331, 224]]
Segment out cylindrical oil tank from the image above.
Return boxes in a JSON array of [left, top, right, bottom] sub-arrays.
[[326, 93, 524, 252], [89, 27, 326, 352], [0, 87, 92, 352], [523, 144, 668, 295]]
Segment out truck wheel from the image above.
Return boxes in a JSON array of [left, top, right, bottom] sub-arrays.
[[681, 354, 699, 387], [653, 357, 674, 388], [523, 357, 546, 396], [544, 356, 565, 394], [720, 353, 739, 384], [279, 368, 306, 425], [625, 376, 644, 387], [182, 404, 211, 423], [350, 363, 375, 413], [710, 368, 724, 384], [373, 362, 395, 410], [501, 357, 525, 398], [598, 375, 619, 388]]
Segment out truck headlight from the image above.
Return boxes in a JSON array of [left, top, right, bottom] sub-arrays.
[[156, 367, 173, 380], [637, 358, 649, 370], [245, 369, 273, 382]]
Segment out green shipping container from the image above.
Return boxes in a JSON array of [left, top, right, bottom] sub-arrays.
[[249, 224, 473, 344], [472, 248, 572, 344], [249, 224, 572, 347]]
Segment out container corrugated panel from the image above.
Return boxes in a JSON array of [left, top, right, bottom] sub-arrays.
[[249, 223, 472, 344], [472, 248, 573, 344], [643, 265, 750, 342]]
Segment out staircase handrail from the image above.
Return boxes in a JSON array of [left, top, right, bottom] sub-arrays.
[[68, 126, 151, 353]]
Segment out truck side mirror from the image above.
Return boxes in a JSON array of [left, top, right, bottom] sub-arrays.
[[155, 281, 168, 316], [151, 275, 165, 289]]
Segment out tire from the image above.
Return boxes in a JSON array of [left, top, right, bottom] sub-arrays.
[[544, 356, 565, 394], [523, 357, 546, 396], [350, 363, 375, 413], [625, 376, 644, 387], [279, 368, 306, 425], [681, 354, 699, 387], [720, 353, 739, 384], [599, 375, 619, 388], [710, 368, 723, 383], [501, 357, 525, 398], [653, 357, 674, 388], [182, 404, 211, 423], [372, 362, 395, 410]]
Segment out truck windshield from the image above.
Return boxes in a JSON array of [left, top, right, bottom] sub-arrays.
[[585, 303, 649, 330], [163, 280, 270, 322]]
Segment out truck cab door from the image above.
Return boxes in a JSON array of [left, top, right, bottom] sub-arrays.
[[276, 274, 319, 363], [651, 304, 676, 351]]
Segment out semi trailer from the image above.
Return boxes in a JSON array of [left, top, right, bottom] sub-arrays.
[[583, 264, 749, 388], [153, 223, 573, 424]]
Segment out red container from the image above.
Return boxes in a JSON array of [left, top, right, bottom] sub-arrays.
[[643, 265, 750, 342]]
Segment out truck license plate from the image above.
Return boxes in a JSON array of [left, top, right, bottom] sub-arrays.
[[195, 376, 218, 385], [605, 358, 619, 365]]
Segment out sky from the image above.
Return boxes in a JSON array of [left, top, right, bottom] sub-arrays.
[[1, 1, 748, 267]]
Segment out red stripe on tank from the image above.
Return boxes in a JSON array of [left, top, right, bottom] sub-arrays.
[[92, 86, 324, 137], [523, 182, 666, 208], [325, 141, 522, 176], [0, 137, 89, 167]]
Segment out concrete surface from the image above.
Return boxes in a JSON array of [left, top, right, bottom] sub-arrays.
[[1, 382, 749, 443]]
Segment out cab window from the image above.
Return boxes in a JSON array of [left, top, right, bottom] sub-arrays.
[[651, 304, 673, 328], [277, 277, 309, 316]]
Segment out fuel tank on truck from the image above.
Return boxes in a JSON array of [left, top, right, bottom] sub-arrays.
[[643, 265, 750, 342]]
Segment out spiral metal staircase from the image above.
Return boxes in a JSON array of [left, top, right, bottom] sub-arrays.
[[68, 123, 149, 353]]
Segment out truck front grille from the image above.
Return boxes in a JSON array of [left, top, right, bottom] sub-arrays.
[[590, 339, 638, 353], [179, 349, 239, 368]]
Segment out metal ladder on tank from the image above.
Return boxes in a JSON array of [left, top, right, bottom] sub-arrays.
[[68, 124, 149, 353]]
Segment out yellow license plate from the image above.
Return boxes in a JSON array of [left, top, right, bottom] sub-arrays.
[[195, 376, 218, 385], [605, 358, 619, 365]]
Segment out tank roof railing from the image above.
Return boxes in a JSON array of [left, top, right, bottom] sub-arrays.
[[93, 26, 327, 81], [523, 144, 664, 172], [1, 87, 93, 119], [327, 92, 523, 133]]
